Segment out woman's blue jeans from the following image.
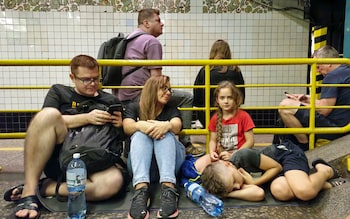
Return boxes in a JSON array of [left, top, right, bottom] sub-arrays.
[[127, 131, 185, 187]]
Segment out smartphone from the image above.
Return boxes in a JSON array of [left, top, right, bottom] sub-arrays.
[[107, 104, 123, 114]]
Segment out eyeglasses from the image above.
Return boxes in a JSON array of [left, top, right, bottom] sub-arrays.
[[75, 76, 100, 85], [161, 86, 173, 93]]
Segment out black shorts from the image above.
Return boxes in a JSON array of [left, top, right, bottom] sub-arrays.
[[274, 140, 310, 175], [43, 143, 62, 180], [295, 107, 348, 140]]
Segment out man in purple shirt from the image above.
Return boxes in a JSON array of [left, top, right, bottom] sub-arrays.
[[116, 8, 204, 158]]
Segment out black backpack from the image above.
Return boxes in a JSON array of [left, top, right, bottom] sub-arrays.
[[54, 100, 127, 201], [59, 123, 125, 176], [59, 99, 126, 175], [97, 32, 145, 86]]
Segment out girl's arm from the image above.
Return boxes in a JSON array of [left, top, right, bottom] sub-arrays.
[[226, 184, 265, 201], [208, 131, 217, 152], [209, 131, 220, 161], [240, 129, 254, 149]]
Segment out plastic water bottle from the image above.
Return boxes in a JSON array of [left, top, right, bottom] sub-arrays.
[[184, 182, 224, 217], [66, 153, 87, 219]]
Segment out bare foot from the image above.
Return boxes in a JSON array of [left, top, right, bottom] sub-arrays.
[[314, 163, 334, 180]]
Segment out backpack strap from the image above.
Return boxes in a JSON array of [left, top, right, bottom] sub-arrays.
[[55, 173, 68, 202], [107, 148, 127, 169], [120, 32, 147, 80]]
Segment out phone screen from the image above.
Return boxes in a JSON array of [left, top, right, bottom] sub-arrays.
[[107, 104, 122, 114]]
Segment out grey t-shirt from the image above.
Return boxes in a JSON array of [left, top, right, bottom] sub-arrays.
[[229, 145, 275, 173]]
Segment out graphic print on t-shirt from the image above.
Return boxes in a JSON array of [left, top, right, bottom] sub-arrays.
[[220, 124, 238, 151]]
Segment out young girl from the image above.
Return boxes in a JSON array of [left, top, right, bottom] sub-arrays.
[[208, 80, 254, 161]]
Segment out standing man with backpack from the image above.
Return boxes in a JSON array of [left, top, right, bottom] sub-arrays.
[[4, 55, 127, 219], [116, 8, 204, 157]]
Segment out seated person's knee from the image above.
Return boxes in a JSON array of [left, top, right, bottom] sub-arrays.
[[86, 167, 124, 200]]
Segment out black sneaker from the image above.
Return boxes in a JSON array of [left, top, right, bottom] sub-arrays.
[[128, 186, 150, 219], [157, 185, 179, 218]]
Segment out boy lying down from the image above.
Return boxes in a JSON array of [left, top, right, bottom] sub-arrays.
[[181, 140, 346, 201]]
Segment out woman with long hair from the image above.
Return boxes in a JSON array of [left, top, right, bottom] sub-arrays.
[[193, 39, 245, 128], [123, 75, 185, 219]]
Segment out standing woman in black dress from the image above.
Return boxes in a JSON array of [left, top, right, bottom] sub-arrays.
[[193, 39, 245, 127]]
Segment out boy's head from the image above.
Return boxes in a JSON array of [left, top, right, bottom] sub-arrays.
[[201, 160, 244, 198]]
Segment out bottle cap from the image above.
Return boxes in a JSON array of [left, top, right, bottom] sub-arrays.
[[73, 153, 80, 159]]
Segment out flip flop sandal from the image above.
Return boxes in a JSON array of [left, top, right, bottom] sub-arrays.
[[328, 177, 347, 187], [3, 184, 24, 202], [55, 180, 68, 202], [311, 158, 340, 179], [4, 177, 49, 202], [13, 195, 41, 219]]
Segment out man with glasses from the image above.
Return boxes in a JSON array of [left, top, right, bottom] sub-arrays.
[[116, 8, 204, 158], [4, 55, 126, 219], [278, 45, 350, 150]]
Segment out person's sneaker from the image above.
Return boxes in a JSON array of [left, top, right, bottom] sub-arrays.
[[191, 120, 203, 129], [128, 186, 150, 219], [157, 185, 179, 218], [185, 143, 205, 157]]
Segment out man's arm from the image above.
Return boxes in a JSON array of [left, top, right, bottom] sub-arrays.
[[286, 93, 336, 116], [62, 109, 115, 128], [150, 68, 162, 76], [315, 98, 336, 116]]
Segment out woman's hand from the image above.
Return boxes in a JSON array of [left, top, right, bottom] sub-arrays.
[[145, 120, 170, 139]]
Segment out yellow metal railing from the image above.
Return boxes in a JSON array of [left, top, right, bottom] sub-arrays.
[[1, 58, 350, 150]]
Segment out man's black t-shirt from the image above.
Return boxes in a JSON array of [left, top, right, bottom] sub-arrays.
[[43, 84, 119, 114]]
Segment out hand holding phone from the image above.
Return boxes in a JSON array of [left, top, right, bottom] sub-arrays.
[[284, 92, 307, 102], [284, 91, 297, 100], [107, 104, 123, 114]]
